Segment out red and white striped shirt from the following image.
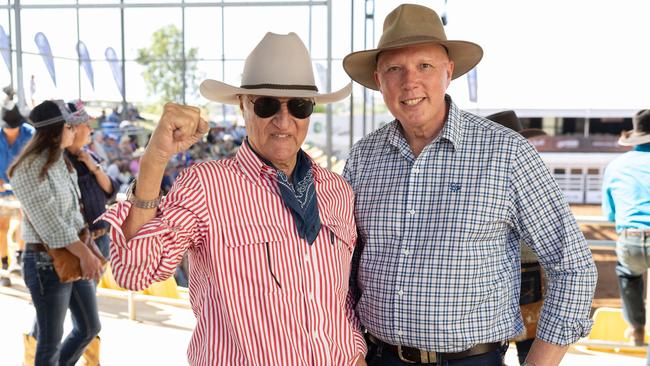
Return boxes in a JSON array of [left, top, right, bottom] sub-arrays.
[[101, 142, 366, 365]]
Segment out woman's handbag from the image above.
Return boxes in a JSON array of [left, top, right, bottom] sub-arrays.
[[47, 227, 107, 283]]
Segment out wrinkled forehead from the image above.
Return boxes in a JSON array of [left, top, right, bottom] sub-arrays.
[[376, 43, 450, 66]]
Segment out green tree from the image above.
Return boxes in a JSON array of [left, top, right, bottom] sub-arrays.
[[136, 24, 200, 108]]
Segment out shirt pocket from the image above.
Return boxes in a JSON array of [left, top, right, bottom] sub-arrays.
[[223, 224, 287, 294], [323, 222, 356, 295]]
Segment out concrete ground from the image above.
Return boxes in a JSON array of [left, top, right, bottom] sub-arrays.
[[0, 271, 647, 366]]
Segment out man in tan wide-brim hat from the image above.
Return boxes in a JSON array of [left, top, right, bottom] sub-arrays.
[[100, 32, 367, 365], [602, 109, 650, 349], [342, 4, 596, 366]]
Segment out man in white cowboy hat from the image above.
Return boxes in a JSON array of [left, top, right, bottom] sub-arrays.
[[342, 4, 596, 366], [100, 32, 367, 365], [602, 109, 650, 350]]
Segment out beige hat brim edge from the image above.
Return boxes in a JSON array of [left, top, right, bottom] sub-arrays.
[[200, 80, 352, 105], [343, 39, 483, 90], [618, 131, 650, 146]]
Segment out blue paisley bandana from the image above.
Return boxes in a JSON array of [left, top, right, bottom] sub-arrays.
[[247, 139, 321, 245]]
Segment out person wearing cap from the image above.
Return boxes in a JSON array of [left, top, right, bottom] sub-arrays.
[[0, 102, 34, 285], [602, 109, 650, 350], [7, 100, 104, 365], [100, 32, 366, 365], [486, 110, 548, 365], [342, 4, 597, 366], [64, 101, 119, 260]]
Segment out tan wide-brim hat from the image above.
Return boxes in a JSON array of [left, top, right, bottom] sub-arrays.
[[200, 32, 351, 105], [618, 109, 650, 146], [343, 3, 483, 90]]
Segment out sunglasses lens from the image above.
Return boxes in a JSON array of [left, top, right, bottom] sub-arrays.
[[287, 99, 314, 119], [253, 97, 281, 118]]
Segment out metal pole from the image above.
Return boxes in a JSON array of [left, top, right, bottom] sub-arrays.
[[325, 0, 332, 169], [181, 0, 186, 105], [13, 0, 25, 108], [6, 0, 12, 86], [120, 0, 127, 118], [127, 290, 136, 320], [221, 0, 226, 121], [348, 0, 354, 150], [369, 0, 375, 132], [76, 0, 81, 99]]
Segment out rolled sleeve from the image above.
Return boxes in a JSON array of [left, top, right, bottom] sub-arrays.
[[512, 141, 598, 345], [100, 168, 209, 291]]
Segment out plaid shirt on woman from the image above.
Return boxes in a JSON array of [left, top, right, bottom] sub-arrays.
[[343, 96, 597, 352]]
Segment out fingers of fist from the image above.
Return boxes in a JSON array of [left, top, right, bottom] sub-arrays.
[[162, 103, 207, 141]]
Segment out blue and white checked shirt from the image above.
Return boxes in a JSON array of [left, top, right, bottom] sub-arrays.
[[343, 96, 597, 352]]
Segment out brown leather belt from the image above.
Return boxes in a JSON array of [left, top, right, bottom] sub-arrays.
[[90, 228, 108, 240], [367, 333, 501, 364], [622, 229, 650, 237], [25, 243, 47, 252]]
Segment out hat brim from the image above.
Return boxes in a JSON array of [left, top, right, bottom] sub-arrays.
[[343, 39, 483, 90], [200, 80, 352, 105], [618, 131, 650, 146]]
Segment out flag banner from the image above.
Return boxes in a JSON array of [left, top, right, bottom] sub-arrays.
[[77, 41, 94, 89], [34, 32, 56, 86], [104, 47, 124, 98], [0, 25, 11, 73], [467, 67, 477, 103]]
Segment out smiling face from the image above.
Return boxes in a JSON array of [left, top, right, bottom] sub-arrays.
[[374, 43, 454, 135], [240, 95, 311, 174]]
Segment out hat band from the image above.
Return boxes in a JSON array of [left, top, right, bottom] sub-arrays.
[[31, 115, 65, 129], [241, 83, 318, 92]]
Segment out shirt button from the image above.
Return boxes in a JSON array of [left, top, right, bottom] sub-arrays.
[[408, 209, 415, 216], [397, 290, 404, 296], [397, 330, 403, 336], [304, 256, 310, 263], [308, 292, 314, 301], [402, 249, 410, 256], [413, 167, 420, 174], [313, 331, 319, 338]]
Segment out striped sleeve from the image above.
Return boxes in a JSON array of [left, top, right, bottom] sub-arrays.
[[101, 167, 210, 290]]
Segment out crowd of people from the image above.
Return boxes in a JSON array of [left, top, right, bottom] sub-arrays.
[[1, 3, 649, 366]]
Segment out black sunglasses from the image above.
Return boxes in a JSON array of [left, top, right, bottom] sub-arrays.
[[248, 96, 315, 119]]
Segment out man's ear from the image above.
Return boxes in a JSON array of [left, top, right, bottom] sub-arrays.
[[373, 71, 382, 92]]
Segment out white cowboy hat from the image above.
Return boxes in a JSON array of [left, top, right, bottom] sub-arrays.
[[200, 32, 351, 105], [619, 109, 650, 146], [343, 3, 483, 90]]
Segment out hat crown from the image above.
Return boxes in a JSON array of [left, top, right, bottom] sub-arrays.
[[240, 32, 316, 90], [633, 109, 650, 134], [486, 110, 523, 132], [379, 4, 447, 49]]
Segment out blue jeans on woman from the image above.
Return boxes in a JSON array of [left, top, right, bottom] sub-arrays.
[[23, 250, 101, 366]]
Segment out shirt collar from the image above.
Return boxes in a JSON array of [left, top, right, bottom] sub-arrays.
[[386, 94, 464, 152], [234, 138, 324, 183]]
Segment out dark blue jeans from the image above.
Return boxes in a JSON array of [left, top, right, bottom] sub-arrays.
[[94, 233, 110, 260], [366, 341, 507, 366], [23, 250, 101, 366]]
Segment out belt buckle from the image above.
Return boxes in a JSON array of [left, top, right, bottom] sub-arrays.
[[397, 345, 417, 364]]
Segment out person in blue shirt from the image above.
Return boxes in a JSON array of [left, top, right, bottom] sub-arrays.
[[0, 103, 34, 286], [602, 109, 650, 350]]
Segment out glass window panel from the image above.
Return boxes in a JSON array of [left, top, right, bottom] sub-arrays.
[[124, 0, 178, 3], [308, 5, 327, 59], [187, 60, 220, 106], [223, 60, 244, 89], [123, 7, 182, 60], [0, 11, 11, 87], [22, 54, 79, 102], [223, 6, 309, 60], [80, 60, 123, 103], [21, 9, 77, 58], [331, 0, 355, 59], [78, 7, 122, 65], [20, 0, 75, 4], [184, 7, 221, 61], [125, 60, 150, 104]]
